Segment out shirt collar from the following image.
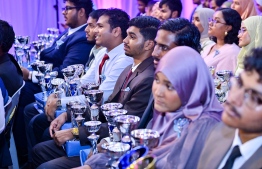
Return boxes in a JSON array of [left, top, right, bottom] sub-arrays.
[[232, 129, 262, 161], [68, 23, 87, 36], [105, 43, 125, 59], [131, 63, 141, 72]]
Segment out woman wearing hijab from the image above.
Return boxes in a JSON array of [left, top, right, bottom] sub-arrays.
[[192, 8, 215, 54], [80, 46, 222, 169], [201, 8, 241, 74], [231, 0, 257, 20], [150, 46, 222, 169], [235, 16, 262, 76]]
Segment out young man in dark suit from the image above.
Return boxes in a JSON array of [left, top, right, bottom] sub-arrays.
[[198, 48, 262, 169]]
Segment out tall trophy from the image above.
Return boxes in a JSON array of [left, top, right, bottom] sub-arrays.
[[131, 129, 160, 150], [83, 90, 104, 120], [84, 121, 102, 155], [106, 142, 130, 168]]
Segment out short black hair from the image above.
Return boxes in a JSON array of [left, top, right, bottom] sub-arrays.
[[244, 48, 262, 82], [215, 0, 227, 7], [63, 0, 93, 18], [213, 8, 241, 44], [138, 0, 150, 6], [102, 8, 130, 39], [0, 20, 15, 53], [159, 18, 201, 53], [159, 0, 183, 17], [89, 9, 107, 21], [128, 16, 161, 41]]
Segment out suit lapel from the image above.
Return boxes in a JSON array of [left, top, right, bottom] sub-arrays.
[[209, 125, 235, 169], [240, 145, 262, 169]]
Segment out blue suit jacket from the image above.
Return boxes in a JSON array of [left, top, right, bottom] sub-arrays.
[[0, 78, 8, 104], [40, 25, 94, 78]]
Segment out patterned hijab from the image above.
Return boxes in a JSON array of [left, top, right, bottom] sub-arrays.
[[236, 16, 262, 75], [147, 46, 222, 162]]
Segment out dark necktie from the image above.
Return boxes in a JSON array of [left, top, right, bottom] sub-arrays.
[[86, 52, 95, 68], [118, 69, 132, 102], [222, 145, 242, 169], [98, 54, 109, 83]]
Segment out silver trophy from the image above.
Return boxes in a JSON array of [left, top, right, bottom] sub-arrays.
[[115, 115, 140, 149], [66, 101, 80, 128], [61, 66, 76, 96], [131, 129, 160, 150], [84, 121, 102, 155], [35, 72, 48, 100], [15, 35, 30, 47], [83, 90, 104, 106], [215, 70, 233, 103], [32, 41, 45, 60], [51, 78, 64, 91], [106, 142, 130, 168], [102, 106, 126, 142], [80, 83, 99, 95], [216, 70, 233, 82], [71, 104, 86, 127]]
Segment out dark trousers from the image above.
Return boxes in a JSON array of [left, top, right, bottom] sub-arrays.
[[0, 132, 12, 168], [24, 103, 52, 162], [13, 81, 41, 164], [32, 140, 80, 169]]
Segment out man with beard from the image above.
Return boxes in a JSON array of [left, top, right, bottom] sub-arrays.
[[159, 0, 182, 22], [198, 48, 262, 169]]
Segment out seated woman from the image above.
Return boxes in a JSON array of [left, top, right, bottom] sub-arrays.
[[192, 8, 215, 54], [235, 16, 262, 76], [81, 46, 223, 169], [201, 8, 241, 74], [231, 0, 257, 20]]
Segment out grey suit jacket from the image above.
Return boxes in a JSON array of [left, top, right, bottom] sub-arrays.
[[106, 56, 154, 118], [198, 123, 262, 169]]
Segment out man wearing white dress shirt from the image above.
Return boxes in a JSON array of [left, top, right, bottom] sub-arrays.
[[31, 8, 133, 169], [198, 48, 262, 169]]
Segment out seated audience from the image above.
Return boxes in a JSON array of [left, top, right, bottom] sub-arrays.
[[31, 15, 160, 169], [83, 46, 222, 169], [231, 0, 257, 20], [201, 8, 241, 74], [24, 8, 132, 168], [15, 0, 94, 165], [159, 0, 183, 22], [192, 8, 215, 54], [198, 48, 262, 169], [210, 0, 227, 10], [235, 16, 262, 75], [139, 17, 201, 128]]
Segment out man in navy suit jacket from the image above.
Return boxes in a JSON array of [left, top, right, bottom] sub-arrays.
[[15, 0, 94, 166]]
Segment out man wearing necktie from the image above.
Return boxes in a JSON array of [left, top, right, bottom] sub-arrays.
[[198, 48, 262, 169]]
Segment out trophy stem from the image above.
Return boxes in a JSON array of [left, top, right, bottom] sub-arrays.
[[88, 134, 99, 155]]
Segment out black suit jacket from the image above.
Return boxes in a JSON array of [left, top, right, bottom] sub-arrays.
[[40, 25, 94, 78], [0, 53, 23, 96], [198, 123, 262, 169]]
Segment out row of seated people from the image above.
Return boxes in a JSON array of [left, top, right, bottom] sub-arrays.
[[1, 0, 262, 168]]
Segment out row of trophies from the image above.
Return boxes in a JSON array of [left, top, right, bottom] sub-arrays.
[[209, 67, 233, 103], [66, 87, 160, 169], [14, 28, 59, 67]]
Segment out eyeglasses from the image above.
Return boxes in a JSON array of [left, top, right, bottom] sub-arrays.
[[208, 18, 227, 26], [62, 6, 80, 12], [238, 28, 247, 35], [234, 76, 262, 108]]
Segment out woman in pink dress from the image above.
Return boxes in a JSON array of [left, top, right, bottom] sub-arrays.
[[201, 8, 241, 74]]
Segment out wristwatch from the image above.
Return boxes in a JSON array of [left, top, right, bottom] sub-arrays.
[[71, 128, 79, 136]]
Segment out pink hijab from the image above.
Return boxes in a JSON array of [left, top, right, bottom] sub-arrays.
[[147, 46, 222, 167], [236, 0, 257, 19]]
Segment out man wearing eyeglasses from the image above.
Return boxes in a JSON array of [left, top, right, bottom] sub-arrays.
[[15, 0, 94, 168], [198, 48, 262, 169]]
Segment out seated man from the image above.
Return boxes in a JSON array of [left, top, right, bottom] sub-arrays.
[[138, 18, 201, 128], [32, 15, 160, 169], [198, 48, 262, 169], [0, 19, 23, 96], [15, 0, 94, 165]]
